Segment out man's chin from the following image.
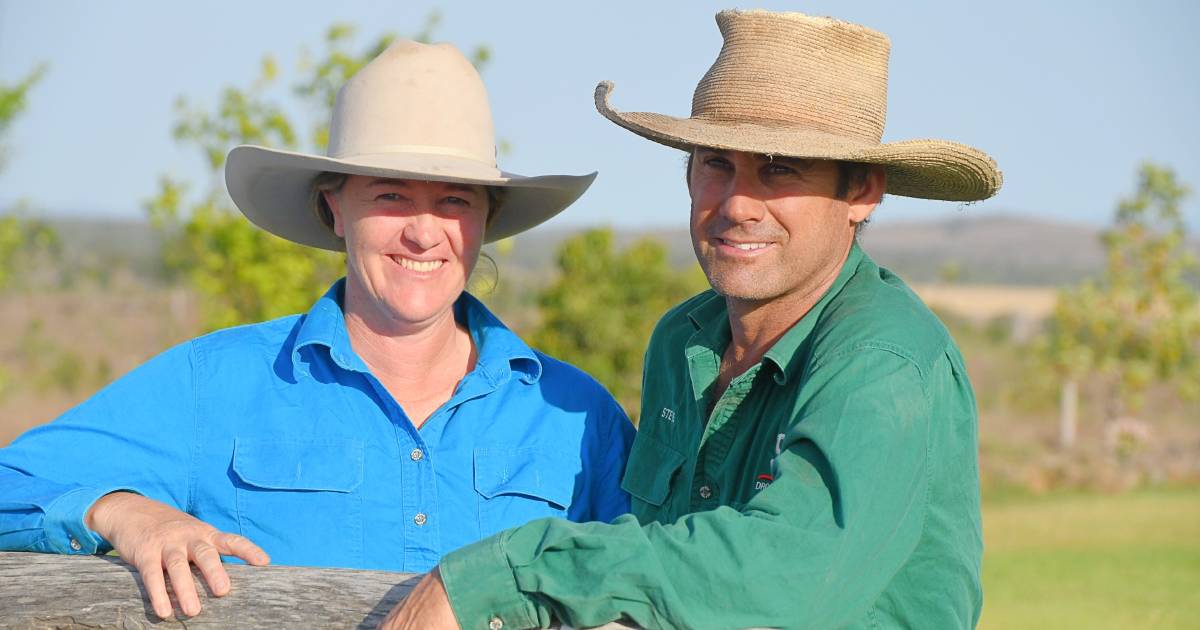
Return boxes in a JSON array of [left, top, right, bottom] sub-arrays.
[[705, 273, 780, 303]]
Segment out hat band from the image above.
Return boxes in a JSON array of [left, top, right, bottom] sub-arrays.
[[329, 143, 496, 167]]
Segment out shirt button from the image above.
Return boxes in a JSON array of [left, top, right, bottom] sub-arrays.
[[410, 448, 424, 462], [489, 617, 504, 630], [698, 485, 713, 500], [414, 513, 427, 526], [69, 538, 82, 551]]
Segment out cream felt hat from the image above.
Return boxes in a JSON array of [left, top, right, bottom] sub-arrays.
[[595, 9, 1002, 201], [226, 40, 596, 251]]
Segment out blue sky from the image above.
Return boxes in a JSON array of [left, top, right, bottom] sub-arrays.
[[1, 0, 1197, 230]]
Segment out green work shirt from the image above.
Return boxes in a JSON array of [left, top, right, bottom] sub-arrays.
[[440, 243, 982, 629]]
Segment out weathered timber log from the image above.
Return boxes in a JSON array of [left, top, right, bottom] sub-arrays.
[[0, 551, 633, 629]]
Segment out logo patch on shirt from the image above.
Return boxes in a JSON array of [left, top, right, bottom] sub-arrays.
[[660, 408, 676, 423], [754, 473, 774, 491]]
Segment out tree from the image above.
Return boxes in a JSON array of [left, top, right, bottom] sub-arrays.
[[1045, 163, 1200, 448], [146, 15, 491, 331], [0, 65, 60, 292], [532, 228, 708, 419]]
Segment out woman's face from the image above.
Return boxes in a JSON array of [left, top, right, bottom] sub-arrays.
[[326, 175, 489, 331]]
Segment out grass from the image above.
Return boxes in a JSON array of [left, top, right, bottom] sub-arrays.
[[980, 486, 1200, 629]]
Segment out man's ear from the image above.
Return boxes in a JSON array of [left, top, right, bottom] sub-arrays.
[[325, 190, 346, 238], [848, 165, 886, 224]]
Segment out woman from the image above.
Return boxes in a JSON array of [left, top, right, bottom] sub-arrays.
[[0, 40, 633, 619]]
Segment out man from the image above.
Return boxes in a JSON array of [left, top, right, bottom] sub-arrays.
[[386, 9, 1001, 629]]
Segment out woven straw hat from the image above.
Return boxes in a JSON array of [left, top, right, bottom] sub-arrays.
[[226, 40, 595, 251], [595, 10, 1002, 201]]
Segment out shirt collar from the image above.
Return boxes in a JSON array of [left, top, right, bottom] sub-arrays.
[[290, 279, 542, 383], [763, 242, 865, 385], [685, 241, 867, 386], [456, 291, 543, 385]]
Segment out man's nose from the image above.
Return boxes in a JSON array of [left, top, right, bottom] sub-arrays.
[[718, 176, 766, 223]]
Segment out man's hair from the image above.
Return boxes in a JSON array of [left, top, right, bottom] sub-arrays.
[[311, 173, 506, 234], [684, 153, 876, 235]]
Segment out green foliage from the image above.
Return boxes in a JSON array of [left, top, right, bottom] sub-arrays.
[[0, 64, 46, 169], [146, 16, 492, 331], [1044, 163, 1200, 414], [532, 228, 708, 419], [0, 210, 61, 291], [0, 66, 61, 293]]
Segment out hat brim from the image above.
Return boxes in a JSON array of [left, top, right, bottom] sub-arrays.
[[595, 81, 1001, 202], [225, 145, 596, 251]]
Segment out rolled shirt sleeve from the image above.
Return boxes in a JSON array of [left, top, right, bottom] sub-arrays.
[[441, 348, 933, 630]]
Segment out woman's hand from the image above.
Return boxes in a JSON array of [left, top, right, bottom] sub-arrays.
[[85, 491, 270, 619]]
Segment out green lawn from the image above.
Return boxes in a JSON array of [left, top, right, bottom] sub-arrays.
[[981, 487, 1200, 629]]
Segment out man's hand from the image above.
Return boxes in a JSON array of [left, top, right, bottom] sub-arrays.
[[85, 491, 269, 619], [378, 567, 460, 630]]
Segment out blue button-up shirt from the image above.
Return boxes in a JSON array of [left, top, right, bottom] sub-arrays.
[[0, 281, 634, 572]]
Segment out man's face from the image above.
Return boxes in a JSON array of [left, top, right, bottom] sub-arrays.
[[327, 175, 489, 329], [688, 148, 878, 305]]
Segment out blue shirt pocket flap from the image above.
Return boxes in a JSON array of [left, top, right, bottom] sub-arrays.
[[473, 447, 575, 509], [620, 436, 686, 507], [232, 439, 364, 492]]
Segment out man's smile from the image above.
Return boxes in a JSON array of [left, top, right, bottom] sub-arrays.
[[712, 237, 777, 256]]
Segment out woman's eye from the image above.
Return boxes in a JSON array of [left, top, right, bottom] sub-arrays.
[[766, 163, 796, 176], [443, 196, 471, 207], [375, 192, 403, 202], [703, 157, 732, 170]]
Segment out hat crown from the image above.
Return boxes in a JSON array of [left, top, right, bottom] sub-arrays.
[[327, 40, 497, 166], [692, 10, 891, 143]]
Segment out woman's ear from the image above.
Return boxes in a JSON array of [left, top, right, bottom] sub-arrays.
[[325, 190, 346, 238]]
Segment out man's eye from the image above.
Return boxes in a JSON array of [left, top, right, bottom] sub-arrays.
[[765, 163, 796, 176], [704, 157, 732, 170], [375, 192, 403, 202], [443, 196, 471, 206]]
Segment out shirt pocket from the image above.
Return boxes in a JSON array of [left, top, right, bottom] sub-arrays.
[[620, 434, 687, 519], [474, 446, 575, 537], [231, 438, 364, 568]]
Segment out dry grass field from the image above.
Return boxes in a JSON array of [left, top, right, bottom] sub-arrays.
[[0, 277, 198, 445], [909, 283, 1058, 323]]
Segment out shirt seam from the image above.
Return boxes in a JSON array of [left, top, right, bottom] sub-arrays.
[[808, 340, 926, 381], [186, 340, 200, 515]]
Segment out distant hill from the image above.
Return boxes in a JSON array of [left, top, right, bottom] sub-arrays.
[[31, 212, 1198, 287], [857, 213, 1109, 285], [36, 216, 164, 280]]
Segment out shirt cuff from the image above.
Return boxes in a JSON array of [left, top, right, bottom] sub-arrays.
[[43, 486, 139, 554], [441, 532, 542, 630]]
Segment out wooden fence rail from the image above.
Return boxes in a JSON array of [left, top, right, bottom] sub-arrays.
[[0, 551, 630, 629]]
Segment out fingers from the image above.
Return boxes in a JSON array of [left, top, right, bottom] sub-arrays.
[[214, 531, 271, 566], [164, 546, 202, 617], [136, 555, 174, 620], [98, 494, 270, 619], [191, 540, 231, 598]]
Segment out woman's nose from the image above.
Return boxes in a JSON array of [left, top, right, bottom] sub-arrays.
[[402, 213, 443, 250]]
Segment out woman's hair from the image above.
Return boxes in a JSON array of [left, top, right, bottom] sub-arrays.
[[310, 172, 506, 235]]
